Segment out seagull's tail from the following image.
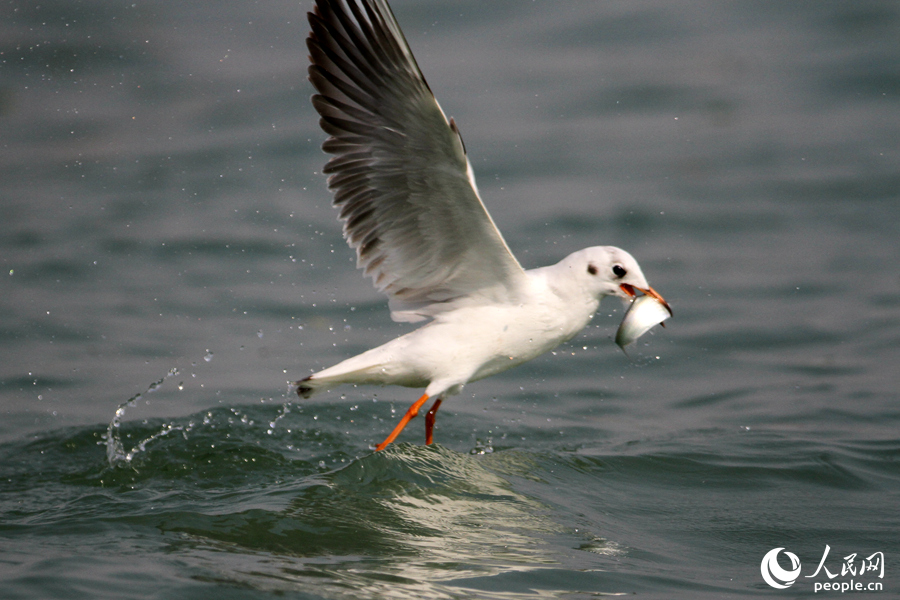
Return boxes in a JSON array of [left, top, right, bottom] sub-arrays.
[[292, 346, 405, 399], [292, 375, 319, 399]]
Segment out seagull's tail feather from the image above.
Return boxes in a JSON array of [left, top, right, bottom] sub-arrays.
[[291, 366, 370, 398], [293, 375, 319, 399]]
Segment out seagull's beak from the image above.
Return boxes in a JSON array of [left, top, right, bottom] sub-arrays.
[[620, 283, 673, 317]]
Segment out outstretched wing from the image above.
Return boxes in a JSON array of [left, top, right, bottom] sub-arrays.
[[307, 0, 527, 322]]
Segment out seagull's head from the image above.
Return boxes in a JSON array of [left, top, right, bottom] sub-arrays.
[[567, 246, 670, 312]]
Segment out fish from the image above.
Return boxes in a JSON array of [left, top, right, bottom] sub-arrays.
[[615, 294, 673, 350]]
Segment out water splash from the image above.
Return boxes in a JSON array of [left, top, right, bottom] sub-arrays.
[[470, 438, 495, 455], [103, 367, 180, 467], [267, 401, 293, 435]]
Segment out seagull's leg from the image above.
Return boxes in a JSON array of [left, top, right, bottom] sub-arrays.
[[375, 393, 430, 451], [425, 398, 443, 445]]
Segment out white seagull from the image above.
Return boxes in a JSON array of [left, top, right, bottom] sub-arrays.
[[296, 0, 671, 451]]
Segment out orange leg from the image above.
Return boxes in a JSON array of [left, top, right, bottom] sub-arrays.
[[425, 398, 443, 445], [375, 393, 430, 451]]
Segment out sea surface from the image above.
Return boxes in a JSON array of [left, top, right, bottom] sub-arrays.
[[2, 1, 899, 598]]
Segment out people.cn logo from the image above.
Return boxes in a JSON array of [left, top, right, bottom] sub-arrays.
[[761, 547, 802, 589]]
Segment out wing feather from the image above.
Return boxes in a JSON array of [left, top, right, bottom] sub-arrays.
[[308, 0, 526, 322]]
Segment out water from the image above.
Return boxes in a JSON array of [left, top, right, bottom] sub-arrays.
[[2, 1, 899, 598]]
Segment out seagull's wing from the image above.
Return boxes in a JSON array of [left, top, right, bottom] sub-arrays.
[[307, 0, 527, 322]]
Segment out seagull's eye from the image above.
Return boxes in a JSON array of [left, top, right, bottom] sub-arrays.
[[612, 264, 627, 278], [587, 264, 598, 275]]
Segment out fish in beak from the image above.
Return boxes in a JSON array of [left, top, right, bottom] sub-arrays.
[[616, 284, 672, 350]]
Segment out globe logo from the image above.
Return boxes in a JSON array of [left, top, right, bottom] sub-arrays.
[[761, 548, 802, 589]]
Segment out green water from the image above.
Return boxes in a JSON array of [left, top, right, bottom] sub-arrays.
[[5, 395, 897, 598]]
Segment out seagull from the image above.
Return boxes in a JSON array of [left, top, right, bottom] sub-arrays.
[[295, 0, 671, 451]]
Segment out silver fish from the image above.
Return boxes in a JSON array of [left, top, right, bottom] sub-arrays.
[[616, 294, 672, 350]]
